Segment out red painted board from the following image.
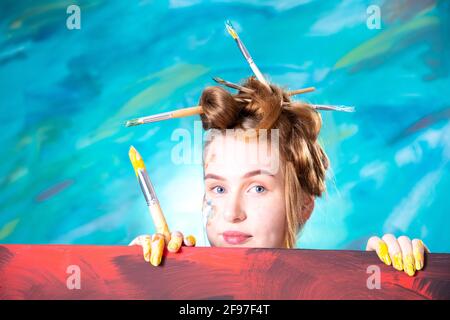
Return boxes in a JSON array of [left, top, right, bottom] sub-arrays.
[[0, 244, 449, 300]]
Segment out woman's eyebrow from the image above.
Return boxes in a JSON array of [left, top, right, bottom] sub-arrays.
[[242, 169, 275, 179], [204, 173, 226, 181], [204, 170, 274, 181]]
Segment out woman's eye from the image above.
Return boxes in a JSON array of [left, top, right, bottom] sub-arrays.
[[212, 186, 226, 194], [249, 185, 266, 193]]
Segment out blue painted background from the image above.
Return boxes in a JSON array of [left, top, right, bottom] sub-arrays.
[[0, 0, 449, 252]]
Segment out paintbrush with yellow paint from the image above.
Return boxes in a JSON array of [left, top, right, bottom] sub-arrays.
[[128, 146, 171, 243], [225, 20, 268, 86]]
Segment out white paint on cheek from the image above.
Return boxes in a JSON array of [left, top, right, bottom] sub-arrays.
[[202, 198, 218, 226], [202, 198, 211, 226], [202, 197, 220, 246]]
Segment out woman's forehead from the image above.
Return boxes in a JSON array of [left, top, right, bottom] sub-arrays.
[[204, 134, 281, 175]]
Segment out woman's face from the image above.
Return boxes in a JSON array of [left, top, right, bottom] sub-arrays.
[[203, 133, 286, 248]]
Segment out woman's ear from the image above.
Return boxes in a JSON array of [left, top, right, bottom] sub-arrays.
[[300, 193, 315, 222]]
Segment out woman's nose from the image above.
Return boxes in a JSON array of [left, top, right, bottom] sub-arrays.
[[223, 192, 247, 223]]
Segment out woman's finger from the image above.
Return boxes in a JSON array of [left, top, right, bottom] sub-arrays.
[[398, 236, 415, 276], [366, 236, 391, 265], [150, 233, 165, 266], [167, 231, 184, 253], [141, 235, 152, 262], [412, 239, 425, 271], [183, 234, 196, 247], [128, 234, 150, 246], [128, 235, 152, 262], [382, 234, 403, 271]]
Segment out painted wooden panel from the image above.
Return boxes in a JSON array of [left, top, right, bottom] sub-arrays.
[[0, 244, 449, 300]]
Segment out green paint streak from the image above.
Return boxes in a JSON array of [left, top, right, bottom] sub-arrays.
[[334, 15, 439, 70], [120, 63, 209, 115], [0, 218, 20, 240], [77, 63, 209, 148]]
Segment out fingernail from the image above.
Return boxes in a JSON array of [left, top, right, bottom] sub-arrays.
[[168, 234, 183, 253], [414, 248, 423, 270], [404, 254, 416, 276], [185, 235, 196, 246], [150, 234, 165, 266], [415, 256, 423, 271], [414, 242, 424, 271], [377, 241, 391, 265], [142, 237, 151, 262], [392, 252, 403, 271], [167, 242, 179, 252]]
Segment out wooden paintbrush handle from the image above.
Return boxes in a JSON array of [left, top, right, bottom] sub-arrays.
[[172, 106, 203, 118], [289, 87, 316, 96], [148, 204, 171, 243]]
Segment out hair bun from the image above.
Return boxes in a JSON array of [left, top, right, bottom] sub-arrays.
[[199, 77, 288, 130], [286, 103, 323, 142], [240, 77, 285, 129], [199, 86, 241, 130]]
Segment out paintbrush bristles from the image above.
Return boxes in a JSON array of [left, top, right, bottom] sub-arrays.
[[313, 105, 355, 112], [125, 119, 143, 127], [212, 77, 255, 93], [224, 20, 269, 87]]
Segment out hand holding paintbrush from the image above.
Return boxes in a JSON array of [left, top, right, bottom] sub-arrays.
[[128, 146, 196, 266]]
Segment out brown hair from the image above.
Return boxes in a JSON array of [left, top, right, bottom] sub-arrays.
[[199, 76, 329, 248]]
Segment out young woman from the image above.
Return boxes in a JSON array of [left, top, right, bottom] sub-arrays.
[[130, 77, 428, 277]]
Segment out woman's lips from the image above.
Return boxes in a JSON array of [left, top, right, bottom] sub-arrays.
[[222, 231, 252, 245]]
